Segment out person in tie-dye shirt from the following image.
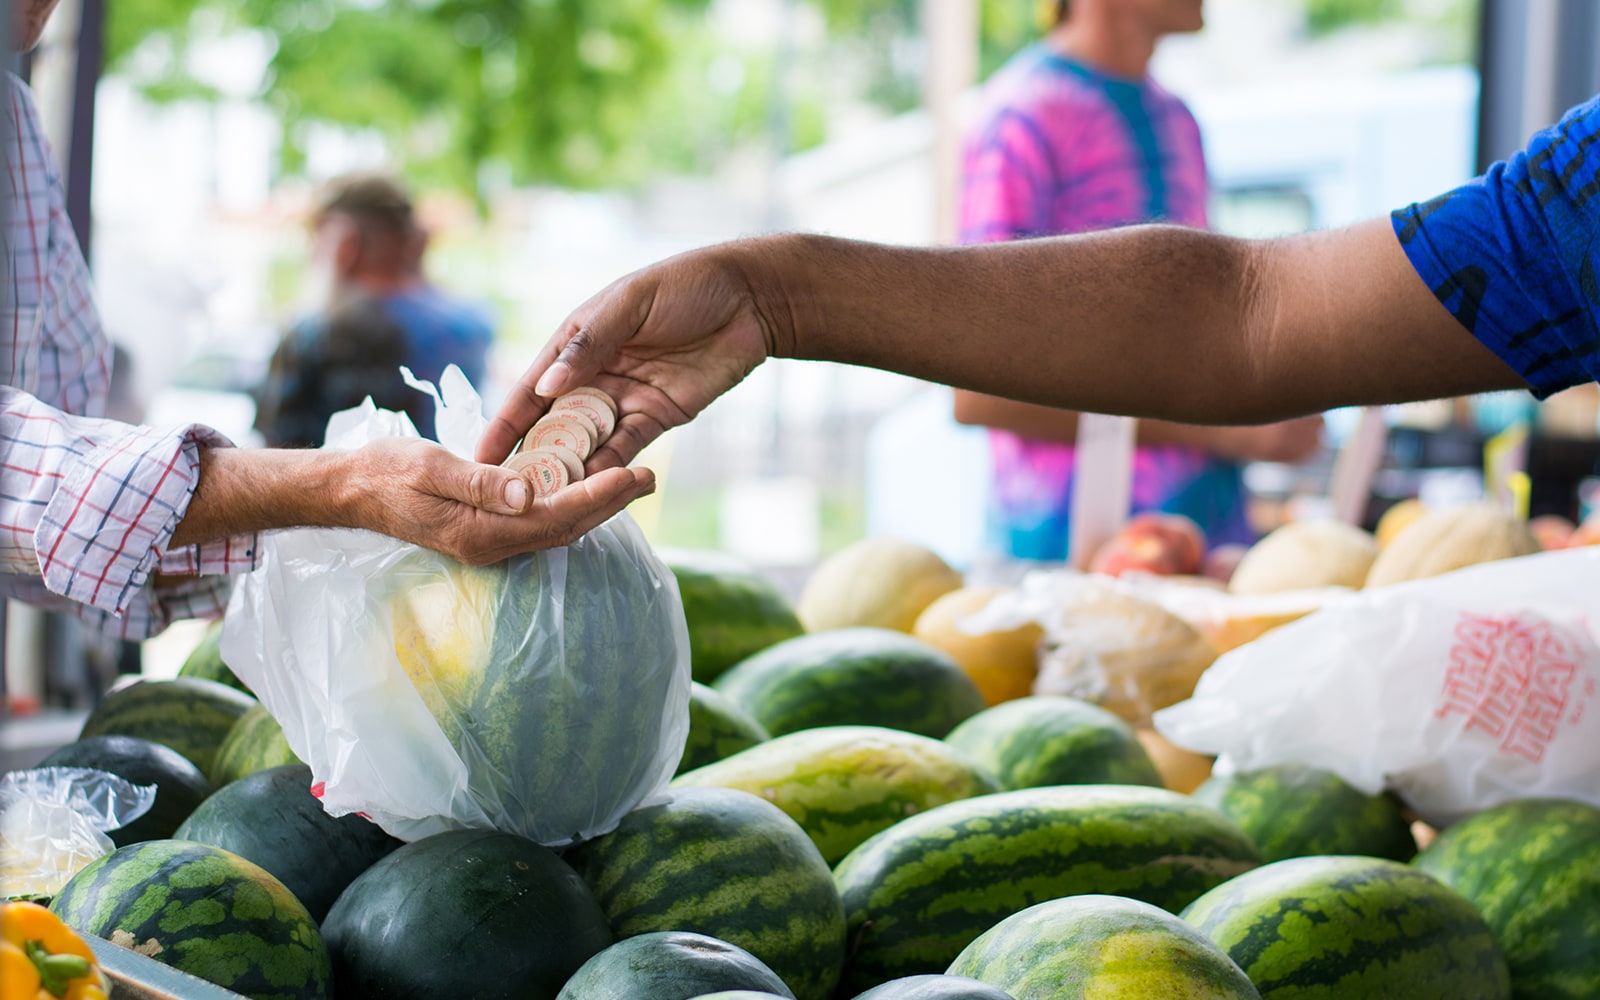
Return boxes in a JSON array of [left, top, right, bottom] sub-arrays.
[[954, 0, 1320, 562]]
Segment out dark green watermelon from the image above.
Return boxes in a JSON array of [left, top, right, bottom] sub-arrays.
[[211, 704, 302, 788], [323, 828, 611, 999], [48, 839, 331, 1000], [177, 619, 251, 694], [78, 677, 257, 784], [1182, 855, 1510, 999], [555, 932, 796, 1000], [1413, 798, 1600, 1000], [1190, 763, 1416, 863], [678, 682, 770, 775], [943, 696, 1161, 790], [566, 787, 845, 1000], [850, 975, 1017, 999], [712, 628, 985, 738], [174, 763, 401, 923], [667, 551, 806, 684], [40, 735, 213, 846]]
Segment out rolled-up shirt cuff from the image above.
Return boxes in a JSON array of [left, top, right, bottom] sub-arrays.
[[36, 422, 259, 617]]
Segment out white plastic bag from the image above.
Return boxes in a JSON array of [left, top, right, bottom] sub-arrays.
[[1, 768, 156, 899], [222, 368, 691, 845], [1155, 547, 1600, 825]]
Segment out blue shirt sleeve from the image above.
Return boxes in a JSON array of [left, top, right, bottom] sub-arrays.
[[1390, 94, 1600, 398]]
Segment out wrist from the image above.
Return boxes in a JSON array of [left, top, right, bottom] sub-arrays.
[[723, 234, 807, 361]]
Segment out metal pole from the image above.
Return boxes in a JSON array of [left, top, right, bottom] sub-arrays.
[[924, 0, 979, 244], [66, 0, 102, 264]]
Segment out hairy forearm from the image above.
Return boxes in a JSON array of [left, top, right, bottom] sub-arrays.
[[744, 221, 1523, 423], [169, 448, 352, 549]]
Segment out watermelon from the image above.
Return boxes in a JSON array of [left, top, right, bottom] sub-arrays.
[[832, 784, 1260, 992], [948, 895, 1258, 999], [323, 828, 611, 1000], [78, 677, 257, 784], [565, 786, 846, 1000], [713, 628, 986, 738], [1190, 763, 1415, 863], [1181, 855, 1511, 999], [1413, 797, 1600, 1000], [668, 551, 806, 684], [40, 735, 213, 846], [210, 704, 302, 788], [177, 619, 251, 693], [173, 763, 401, 923], [851, 975, 1018, 999], [672, 725, 999, 865], [555, 931, 796, 1000], [690, 995, 792, 1000], [48, 839, 331, 1000], [679, 682, 770, 775], [943, 696, 1161, 790], [343, 539, 688, 844]]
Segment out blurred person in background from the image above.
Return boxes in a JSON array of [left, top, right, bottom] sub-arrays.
[[258, 172, 493, 444], [954, 0, 1321, 562], [3, 1, 649, 642]]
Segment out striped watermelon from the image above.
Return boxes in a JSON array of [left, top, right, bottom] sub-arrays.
[[1181, 855, 1511, 999], [851, 974, 1018, 999], [210, 704, 302, 788], [177, 619, 251, 694], [948, 895, 1259, 999], [713, 628, 986, 738], [40, 735, 213, 846], [689, 995, 793, 1000], [174, 763, 401, 923], [1413, 797, 1600, 1000], [679, 682, 771, 775], [48, 839, 330, 1000], [555, 931, 797, 1000], [323, 828, 611, 999], [832, 784, 1260, 992], [1190, 763, 1416, 863], [78, 677, 257, 784], [565, 786, 846, 1000], [668, 551, 806, 684], [943, 696, 1161, 790], [672, 725, 998, 865]]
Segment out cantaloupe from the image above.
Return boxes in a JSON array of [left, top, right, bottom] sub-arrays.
[[1136, 728, 1214, 794], [797, 538, 963, 634], [1374, 498, 1427, 548], [1228, 521, 1377, 595], [913, 586, 1041, 705], [1364, 503, 1539, 588]]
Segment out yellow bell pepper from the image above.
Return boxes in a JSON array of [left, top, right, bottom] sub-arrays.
[[0, 902, 108, 1000]]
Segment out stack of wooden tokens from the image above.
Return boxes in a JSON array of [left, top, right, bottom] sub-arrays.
[[502, 387, 619, 498]]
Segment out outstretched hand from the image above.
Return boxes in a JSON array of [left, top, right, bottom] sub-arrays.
[[477, 244, 777, 470], [344, 437, 656, 564]]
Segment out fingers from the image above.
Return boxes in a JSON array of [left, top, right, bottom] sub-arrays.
[[534, 281, 652, 396], [451, 467, 656, 564], [423, 448, 534, 515]]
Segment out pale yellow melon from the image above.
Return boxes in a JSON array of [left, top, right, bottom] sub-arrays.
[[797, 537, 964, 633], [1374, 498, 1427, 549], [1228, 520, 1378, 595], [1364, 503, 1539, 588], [913, 586, 1042, 706]]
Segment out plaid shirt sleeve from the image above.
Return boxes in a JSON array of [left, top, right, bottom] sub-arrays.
[[3, 73, 257, 640]]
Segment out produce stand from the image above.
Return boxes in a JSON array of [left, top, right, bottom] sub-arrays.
[[89, 935, 247, 1000]]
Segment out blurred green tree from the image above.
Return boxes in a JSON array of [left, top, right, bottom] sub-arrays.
[[105, 0, 719, 191]]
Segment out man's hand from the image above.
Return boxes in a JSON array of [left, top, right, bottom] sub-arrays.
[[172, 438, 656, 565], [477, 243, 776, 470]]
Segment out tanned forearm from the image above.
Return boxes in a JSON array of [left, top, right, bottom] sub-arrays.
[[745, 220, 1525, 424], [168, 448, 354, 549]]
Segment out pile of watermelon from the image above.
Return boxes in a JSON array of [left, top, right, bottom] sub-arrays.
[[18, 541, 1597, 1000]]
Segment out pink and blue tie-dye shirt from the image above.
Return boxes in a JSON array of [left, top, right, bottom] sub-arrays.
[[960, 45, 1252, 561]]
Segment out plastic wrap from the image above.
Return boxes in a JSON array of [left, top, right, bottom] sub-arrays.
[[2, 768, 155, 899]]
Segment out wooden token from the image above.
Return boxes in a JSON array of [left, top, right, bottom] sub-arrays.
[[523, 414, 595, 460], [551, 391, 616, 441], [556, 386, 618, 419], [532, 445, 585, 482], [503, 450, 568, 498], [544, 407, 599, 445]]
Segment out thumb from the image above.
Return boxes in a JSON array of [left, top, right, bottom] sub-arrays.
[[431, 454, 531, 515]]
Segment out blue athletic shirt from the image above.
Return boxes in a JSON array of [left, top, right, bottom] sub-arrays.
[[1392, 94, 1600, 397]]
